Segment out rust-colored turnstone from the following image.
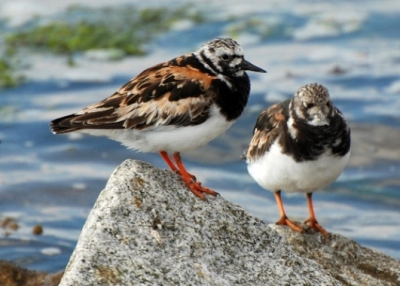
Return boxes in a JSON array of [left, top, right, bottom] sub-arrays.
[[50, 38, 266, 200]]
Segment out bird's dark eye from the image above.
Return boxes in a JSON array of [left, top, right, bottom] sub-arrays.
[[221, 54, 230, 61], [305, 103, 315, 108]]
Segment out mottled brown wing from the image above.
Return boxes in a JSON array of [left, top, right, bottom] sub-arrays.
[[245, 100, 290, 161], [50, 56, 218, 134]]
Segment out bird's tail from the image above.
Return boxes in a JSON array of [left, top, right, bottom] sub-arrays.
[[50, 114, 81, 134]]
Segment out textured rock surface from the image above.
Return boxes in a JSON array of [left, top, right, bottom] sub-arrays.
[[59, 160, 400, 286], [0, 260, 63, 286]]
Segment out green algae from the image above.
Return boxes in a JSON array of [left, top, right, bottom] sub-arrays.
[[0, 4, 205, 88], [6, 5, 205, 57]]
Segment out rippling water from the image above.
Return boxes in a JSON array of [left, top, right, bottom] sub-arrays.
[[1, 0, 400, 272]]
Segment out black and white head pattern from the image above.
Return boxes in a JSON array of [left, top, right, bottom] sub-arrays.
[[195, 38, 246, 77]]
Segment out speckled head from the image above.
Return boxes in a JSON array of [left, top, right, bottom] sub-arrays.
[[291, 83, 334, 126], [195, 38, 266, 77], [203, 38, 244, 56]]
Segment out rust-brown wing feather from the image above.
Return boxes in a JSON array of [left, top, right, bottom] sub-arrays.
[[50, 56, 218, 134], [245, 100, 290, 161]]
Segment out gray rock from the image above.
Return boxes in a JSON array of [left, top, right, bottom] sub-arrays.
[[59, 160, 400, 286]]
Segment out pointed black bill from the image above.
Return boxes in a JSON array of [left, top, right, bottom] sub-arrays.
[[240, 59, 266, 73]]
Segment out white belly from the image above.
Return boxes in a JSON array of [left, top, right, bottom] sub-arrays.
[[247, 140, 350, 193], [79, 105, 233, 153]]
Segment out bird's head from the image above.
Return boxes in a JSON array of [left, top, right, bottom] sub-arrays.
[[292, 83, 333, 126], [196, 38, 266, 77]]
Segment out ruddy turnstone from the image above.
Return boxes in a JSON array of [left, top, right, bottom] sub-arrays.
[[245, 83, 350, 236], [50, 38, 266, 200]]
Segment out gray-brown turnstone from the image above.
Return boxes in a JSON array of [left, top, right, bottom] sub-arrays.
[[50, 38, 266, 200], [245, 83, 350, 236]]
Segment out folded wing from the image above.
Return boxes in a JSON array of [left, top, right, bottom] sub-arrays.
[[50, 61, 218, 134]]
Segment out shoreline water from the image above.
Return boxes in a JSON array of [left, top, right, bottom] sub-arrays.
[[1, 0, 400, 273]]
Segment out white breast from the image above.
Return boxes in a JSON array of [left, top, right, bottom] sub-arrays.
[[247, 140, 350, 193], [79, 105, 233, 153]]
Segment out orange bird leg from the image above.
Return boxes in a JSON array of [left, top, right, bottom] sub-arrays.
[[304, 192, 329, 237], [172, 152, 218, 200], [274, 190, 303, 233], [159, 151, 178, 172], [159, 151, 196, 181]]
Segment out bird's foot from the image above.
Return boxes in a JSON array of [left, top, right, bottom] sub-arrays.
[[181, 179, 219, 200], [275, 216, 303, 233], [304, 217, 329, 237], [171, 152, 218, 200]]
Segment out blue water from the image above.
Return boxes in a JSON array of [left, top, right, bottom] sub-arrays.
[[1, 0, 400, 272]]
